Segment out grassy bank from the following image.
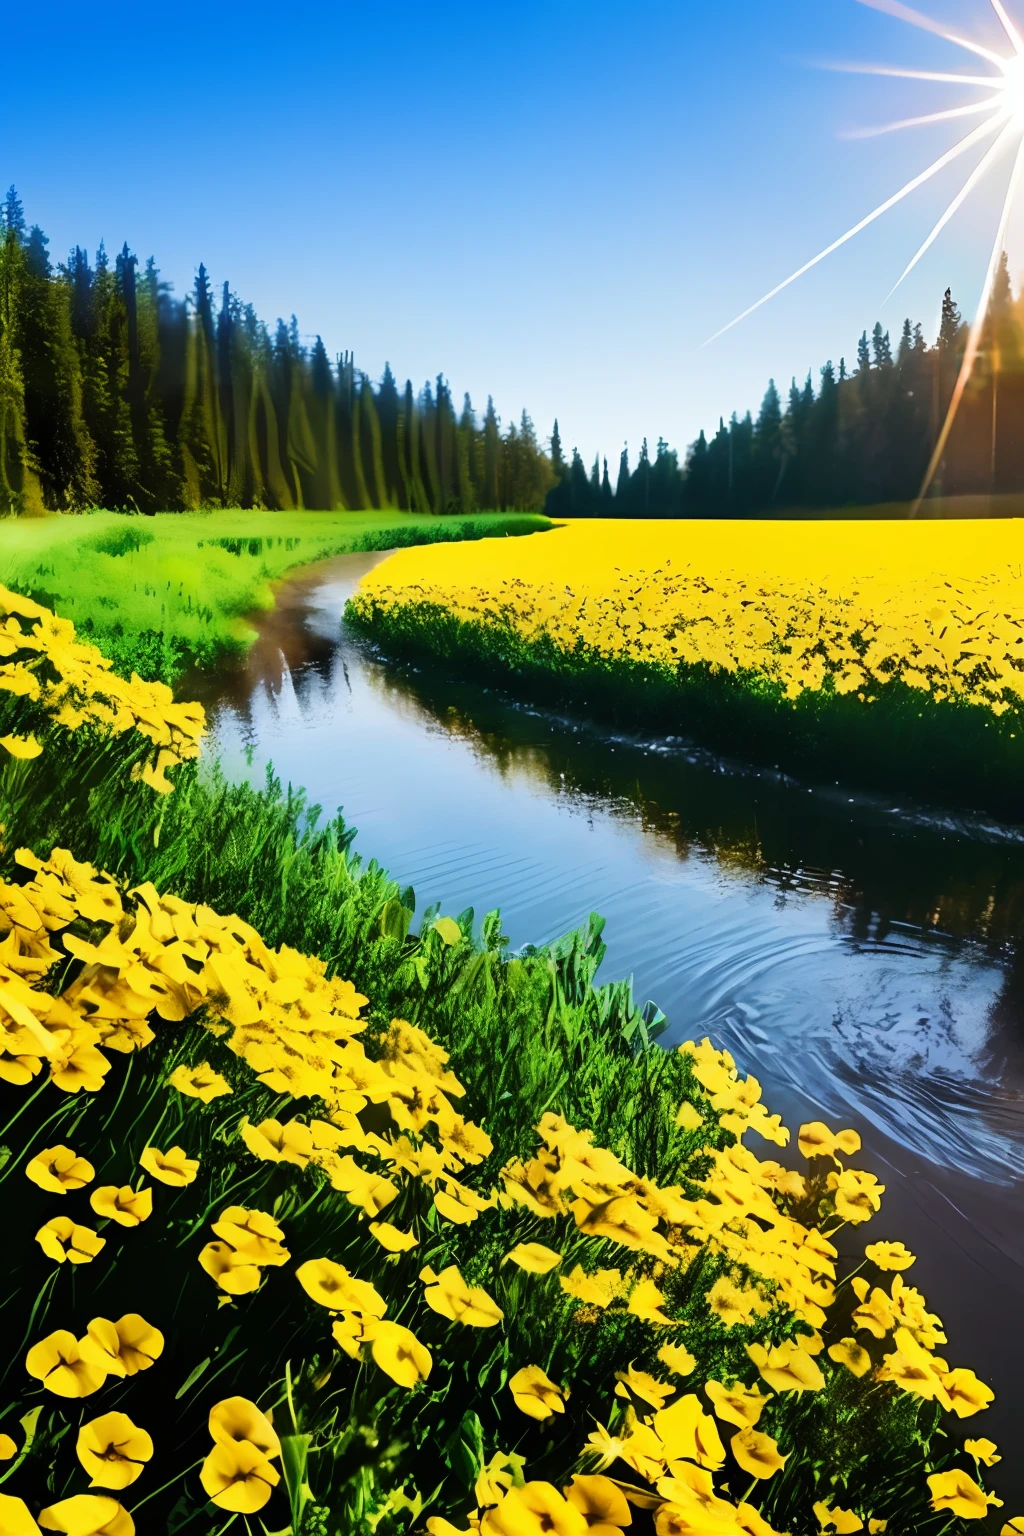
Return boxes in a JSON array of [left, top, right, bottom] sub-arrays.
[[0, 630, 1006, 1533], [0, 510, 550, 681], [347, 520, 1024, 821]]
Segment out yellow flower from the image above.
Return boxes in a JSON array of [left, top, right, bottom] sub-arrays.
[[746, 1341, 824, 1394], [813, 1505, 864, 1534], [35, 1217, 105, 1266], [211, 1207, 289, 1266], [89, 1185, 152, 1228], [138, 1145, 198, 1187], [927, 1471, 1003, 1520], [239, 1117, 313, 1167], [0, 1435, 16, 1461], [706, 1277, 765, 1328], [614, 1363, 675, 1410], [503, 1242, 562, 1274], [943, 1367, 995, 1418], [38, 1496, 134, 1535], [509, 1366, 566, 1420], [827, 1338, 872, 1378], [1001, 1521, 1024, 1536], [868, 1523, 887, 1535], [200, 1441, 280, 1514], [864, 1241, 915, 1272], [368, 1220, 418, 1252], [627, 1278, 672, 1325], [198, 1241, 263, 1296], [25, 1145, 94, 1194], [167, 1062, 232, 1102], [78, 1315, 164, 1377], [657, 1344, 696, 1378], [559, 1267, 620, 1308], [296, 1258, 386, 1316], [964, 1438, 1000, 1466], [0, 1494, 39, 1536], [76, 1413, 153, 1490], [370, 1321, 432, 1387], [736, 1505, 788, 1536], [209, 1397, 281, 1459], [826, 1168, 884, 1224], [798, 1121, 838, 1159], [482, 1483, 587, 1536], [705, 1379, 770, 1428], [0, 735, 42, 761], [421, 1265, 504, 1327], [675, 1101, 704, 1132], [653, 1394, 725, 1471], [729, 1427, 786, 1480], [26, 1330, 106, 1398], [564, 1476, 632, 1531]]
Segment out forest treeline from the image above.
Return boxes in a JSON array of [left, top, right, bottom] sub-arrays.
[[0, 187, 555, 516], [3, 180, 1021, 519], [551, 261, 1024, 518]]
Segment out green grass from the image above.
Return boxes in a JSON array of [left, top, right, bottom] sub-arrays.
[[0, 510, 551, 680]]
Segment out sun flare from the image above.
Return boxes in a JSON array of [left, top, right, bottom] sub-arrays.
[[711, 0, 1024, 508]]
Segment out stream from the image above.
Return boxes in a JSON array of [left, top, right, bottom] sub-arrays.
[[193, 550, 1024, 1498]]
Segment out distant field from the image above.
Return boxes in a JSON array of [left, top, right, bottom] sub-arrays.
[[0, 509, 550, 679], [348, 517, 1024, 817]]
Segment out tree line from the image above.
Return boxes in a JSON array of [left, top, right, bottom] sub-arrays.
[[548, 262, 1024, 518], [0, 187, 555, 516]]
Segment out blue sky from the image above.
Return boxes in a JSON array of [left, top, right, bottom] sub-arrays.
[[6, 0, 1022, 468]]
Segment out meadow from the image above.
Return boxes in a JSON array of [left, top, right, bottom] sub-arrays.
[[348, 519, 1024, 818], [0, 511, 550, 682], [0, 526, 1014, 1533]]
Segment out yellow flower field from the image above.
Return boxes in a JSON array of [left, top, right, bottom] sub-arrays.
[[352, 519, 1024, 714]]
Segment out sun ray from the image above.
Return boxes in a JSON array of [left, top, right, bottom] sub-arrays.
[[704, 115, 1006, 345], [888, 121, 1018, 295], [823, 62, 1005, 85], [990, 0, 1024, 54], [912, 131, 1024, 514], [845, 99, 1006, 138], [854, 0, 1008, 67]]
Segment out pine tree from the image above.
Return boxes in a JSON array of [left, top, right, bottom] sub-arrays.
[[600, 456, 613, 513], [615, 445, 630, 503], [938, 288, 963, 355], [482, 397, 500, 510]]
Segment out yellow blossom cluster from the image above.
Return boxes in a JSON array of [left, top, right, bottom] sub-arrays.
[[0, 583, 204, 787], [352, 519, 1024, 717], [2, 840, 1011, 1531]]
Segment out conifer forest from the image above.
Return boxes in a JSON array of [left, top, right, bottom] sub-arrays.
[[1, 181, 1021, 520]]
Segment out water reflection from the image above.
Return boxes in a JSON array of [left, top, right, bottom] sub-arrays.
[[196, 552, 1024, 1490]]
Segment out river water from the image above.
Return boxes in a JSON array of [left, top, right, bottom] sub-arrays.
[[195, 551, 1024, 1498]]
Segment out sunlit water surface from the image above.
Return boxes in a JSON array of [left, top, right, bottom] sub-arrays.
[[193, 552, 1024, 1498]]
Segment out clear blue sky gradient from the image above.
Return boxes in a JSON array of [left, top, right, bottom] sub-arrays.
[[6, 0, 1024, 470]]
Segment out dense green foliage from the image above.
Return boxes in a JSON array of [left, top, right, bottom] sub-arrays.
[[546, 266, 1024, 518], [0, 509, 550, 680], [346, 594, 1024, 821], [0, 187, 555, 516]]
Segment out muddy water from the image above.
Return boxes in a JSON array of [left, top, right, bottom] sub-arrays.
[[195, 552, 1024, 1500]]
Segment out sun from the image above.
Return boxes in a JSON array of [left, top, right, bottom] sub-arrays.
[[708, 0, 1024, 510], [997, 49, 1024, 122]]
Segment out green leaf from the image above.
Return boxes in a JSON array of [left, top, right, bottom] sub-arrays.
[[444, 1410, 484, 1489], [174, 1357, 211, 1400], [281, 1432, 313, 1533], [380, 897, 413, 941]]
